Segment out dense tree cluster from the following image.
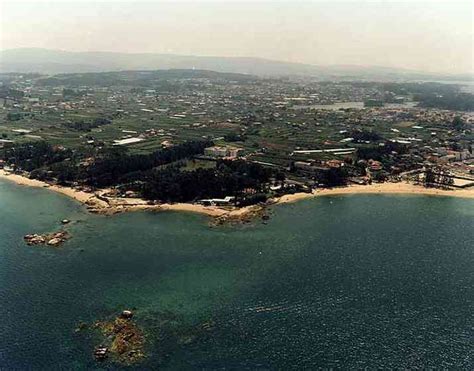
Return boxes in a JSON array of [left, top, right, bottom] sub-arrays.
[[62, 88, 89, 99], [141, 160, 273, 202], [1, 140, 215, 190], [2, 141, 73, 172], [451, 116, 467, 131], [6, 112, 23, 121], [84, 140, 212, 187], [347, 81, 474, 111], [357, 142, 408, 162], [415, 93, 474, 112], [315, 167, 349, 187], [64, 117, 112, 131], [351, 129, 382, 142], [380, 82, 459, 96], [0, 86, 24, 101], [224, 132, 246, 142], [348, 81, 459, 97]]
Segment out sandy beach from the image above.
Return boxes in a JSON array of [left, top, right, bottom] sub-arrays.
[[275, 182, 474, 204], [0, 169, 109, 209], [1, 169, 473, 218]]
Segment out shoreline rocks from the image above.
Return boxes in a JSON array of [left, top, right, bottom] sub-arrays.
[[210, 205, 268, 226]]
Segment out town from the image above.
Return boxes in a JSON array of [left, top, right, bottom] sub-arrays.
[[1, 70, 473, 207]]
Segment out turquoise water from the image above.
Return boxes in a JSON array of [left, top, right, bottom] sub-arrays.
[[0, 179, 473, 369]]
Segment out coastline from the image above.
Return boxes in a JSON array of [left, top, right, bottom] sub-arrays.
[[1, 169, 473, 218], [0, 169, 255, 217], [0, 169, 109, 209]]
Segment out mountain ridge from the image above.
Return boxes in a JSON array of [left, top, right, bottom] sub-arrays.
[[1, 48, 472, 81]]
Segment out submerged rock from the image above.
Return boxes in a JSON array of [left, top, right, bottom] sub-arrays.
[[75, 322, 88, 332], [177, 334, 197, 345]]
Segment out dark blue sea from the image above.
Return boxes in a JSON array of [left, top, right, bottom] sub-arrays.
[[0, 179, 473, 369]]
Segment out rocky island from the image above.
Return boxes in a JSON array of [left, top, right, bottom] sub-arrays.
[[24, 231, 70, 247], [92, 310, 146, 365]]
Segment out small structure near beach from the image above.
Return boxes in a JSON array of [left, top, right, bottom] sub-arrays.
[[197, 196, 235, 206]]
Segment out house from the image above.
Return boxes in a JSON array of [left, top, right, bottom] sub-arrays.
[[368, 159, 383, 171], [197, 196, 235, 206], [441, 150, 471, 162], [0, 139, 14, 149], [326, 159, 344, 168], [204, 146, 242, 159], [161, 140, 173, 148], [113, 137, 144, 146]]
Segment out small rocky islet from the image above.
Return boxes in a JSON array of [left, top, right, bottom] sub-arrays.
[[23, 219, 73, 247], [23, 230, 70, 247], [93, 310, 145, 364], [76, 309, 217, 366]]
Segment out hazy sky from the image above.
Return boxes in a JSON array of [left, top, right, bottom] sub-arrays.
[[1, 0, 472, 74]]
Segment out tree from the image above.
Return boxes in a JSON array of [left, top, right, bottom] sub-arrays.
[[275, 171, 286, 184], [7, 112, 22, 121], [424, 168, 437, 187], [224, 132, 244, 142], [372, 171, 387, 182], [451, 116, 465, 131]]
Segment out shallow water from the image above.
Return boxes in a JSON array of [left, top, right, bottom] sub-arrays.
[[0, 179, 473, 369]]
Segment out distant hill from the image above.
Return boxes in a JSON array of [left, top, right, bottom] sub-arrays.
[[1, 48, 472, 81]]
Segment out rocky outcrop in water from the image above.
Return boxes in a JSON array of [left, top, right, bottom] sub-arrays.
[[93, 310, 145, 365], [24, 231, 70, 247], [76, 309, 220, 365]]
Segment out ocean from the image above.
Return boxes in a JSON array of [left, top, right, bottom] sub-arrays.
[[0, 179, 473, 369]]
